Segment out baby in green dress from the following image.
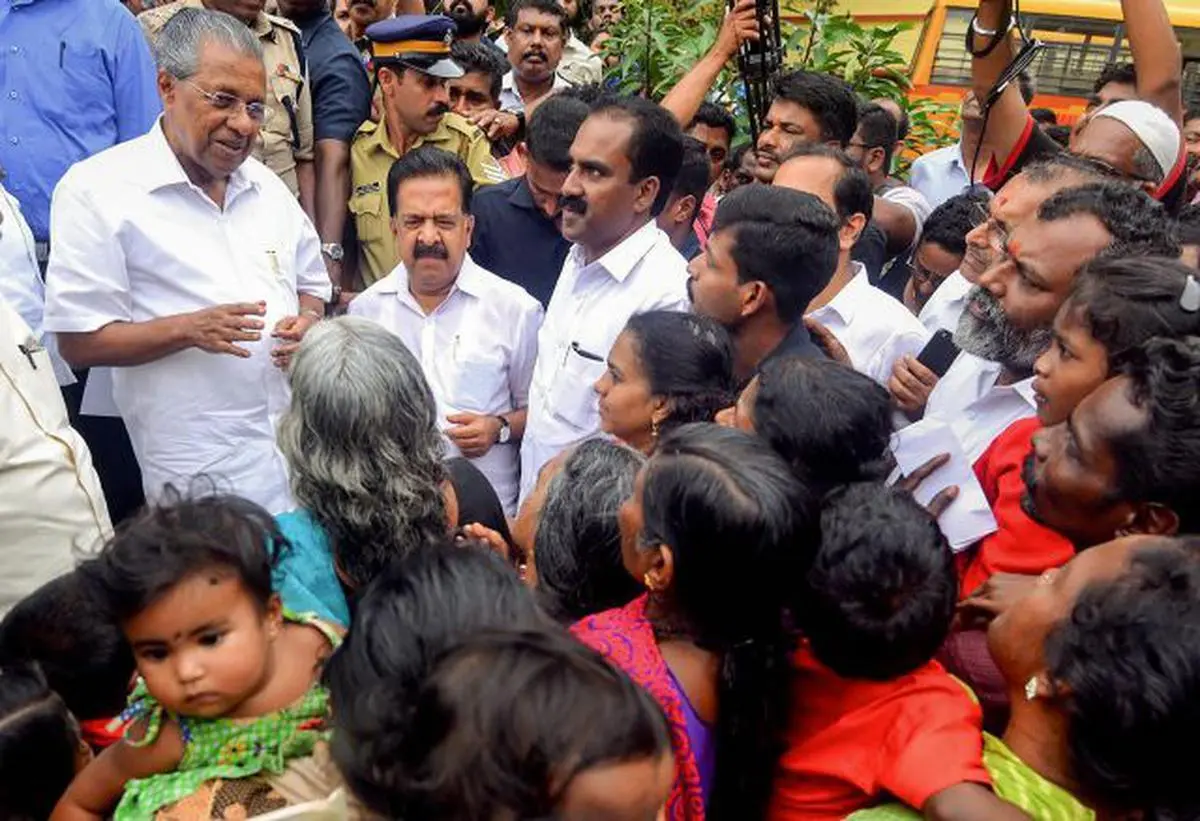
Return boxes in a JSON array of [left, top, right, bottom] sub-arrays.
[[51, 495, 340, 821]]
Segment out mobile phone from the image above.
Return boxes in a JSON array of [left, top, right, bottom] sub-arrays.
[[917, 329, 960, 377]]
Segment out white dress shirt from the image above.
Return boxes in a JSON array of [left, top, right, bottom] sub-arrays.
[[918, 270, 973, 336], [807, 264, 930, 385], [349, 254, 543, 514], [908, 143, 972, 210], [498, 70, 572, 113], [0, 183, 73, 386], [922, 351, 1037, 463], [0, 295, 110, 613], [519, 221, 690, 502], [44, 121, 331, 515]]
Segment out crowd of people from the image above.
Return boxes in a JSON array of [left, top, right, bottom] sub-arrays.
[[3, 0, 1200, 816]]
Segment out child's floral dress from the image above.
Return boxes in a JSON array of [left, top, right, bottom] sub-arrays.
[[110, 612, 340, 820]]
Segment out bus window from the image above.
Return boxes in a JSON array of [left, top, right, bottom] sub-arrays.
[[923, 4, 1200, 116]]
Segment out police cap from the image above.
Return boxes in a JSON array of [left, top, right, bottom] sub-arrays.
[[367, 15, 465, 79]]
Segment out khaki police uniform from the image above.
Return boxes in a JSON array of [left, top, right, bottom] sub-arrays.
[[140, 0, 315, 197], [350, 112, 505, 286]]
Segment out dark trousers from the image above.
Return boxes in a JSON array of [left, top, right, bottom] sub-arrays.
[[62, 370, 145, 526]]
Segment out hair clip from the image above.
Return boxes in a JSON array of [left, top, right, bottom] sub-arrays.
[[1181, 274, 1200, 313]]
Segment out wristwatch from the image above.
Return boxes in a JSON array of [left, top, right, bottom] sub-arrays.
[[321, 242, 345, 262], [495, 415, 512, 445]]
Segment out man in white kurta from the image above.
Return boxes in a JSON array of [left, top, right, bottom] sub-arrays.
[[44, 10, 330, 514], [0, 294, 111, 613]]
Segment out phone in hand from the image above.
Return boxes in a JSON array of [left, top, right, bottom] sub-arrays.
[[916, 329, 960, 378]]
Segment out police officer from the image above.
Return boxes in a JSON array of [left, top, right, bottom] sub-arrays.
[[140, 0, 316, 206], [350, 15, 506, 287]]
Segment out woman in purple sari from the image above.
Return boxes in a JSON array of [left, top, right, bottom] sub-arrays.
[[573, 424, 819, 821]]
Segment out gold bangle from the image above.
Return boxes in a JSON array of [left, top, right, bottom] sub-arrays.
[[301, 309, 323, 321]]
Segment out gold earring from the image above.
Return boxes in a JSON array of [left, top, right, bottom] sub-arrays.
[[651, 417, 660, 440], [643, 572, 657, 592], [1024, 676, 1039, 702]]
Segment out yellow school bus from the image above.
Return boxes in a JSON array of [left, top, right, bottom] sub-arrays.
[[819, 0, 1200, 123]]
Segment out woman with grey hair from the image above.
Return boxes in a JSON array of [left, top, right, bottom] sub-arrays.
[[272, 317, 450, 625], [513, 439, 645, 623]]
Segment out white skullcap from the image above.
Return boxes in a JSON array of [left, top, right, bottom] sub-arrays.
[[1091, 99, 1182, 182]]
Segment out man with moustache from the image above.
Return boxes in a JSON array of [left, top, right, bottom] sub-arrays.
[[445, 0, 497, 46], [751, 69, 888, 279], [498, 0, 571, 115], [518, 96, 690, 503], [350, 16, 505, 287], [349, 147, 541, 514], [890, 153, 1118, 419], [469, 94, 589, 305], [43, 8, 331, 514], [914, 183, 1177, 462], [140, 0, 317, 213]]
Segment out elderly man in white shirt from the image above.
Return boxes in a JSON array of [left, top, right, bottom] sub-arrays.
[[775, 147, 928, 386], [920, 182, 1178, 462], [44, 8, 330, 515], [0, 294, 111, 613], [520, 97, 690, 503], [350, 147, 541, 514]]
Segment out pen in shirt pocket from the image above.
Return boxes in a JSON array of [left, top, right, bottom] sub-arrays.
[[59, 42, 65, 68], [570, 341, 604, 362]]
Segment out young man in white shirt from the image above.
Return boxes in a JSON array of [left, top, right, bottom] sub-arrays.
[[774, 145, 929, 386], [519, 96, 690, 503], [44, 9, 331, 515], [920, 183, 1178, 462], [350, 147, 542, 515]]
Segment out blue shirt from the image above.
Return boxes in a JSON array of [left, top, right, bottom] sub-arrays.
[[0, 0, 160, 241], [469, 176, 571, 307], [295, 11, 370, 143]]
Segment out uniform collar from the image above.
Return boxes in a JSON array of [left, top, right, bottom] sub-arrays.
[[569, 220, 662, 283], [357, 114, 441, 160], [140, 118, 259, 202], [251, 10, 274, 38], [375, 252, 486, 300]]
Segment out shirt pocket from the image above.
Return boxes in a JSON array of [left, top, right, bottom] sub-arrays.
[[348, 190, 387, 260], [266, 70, 304, 147], [448, 348, 507, 413], [50, 45, 113, 127], [547, 343, 605, 431]]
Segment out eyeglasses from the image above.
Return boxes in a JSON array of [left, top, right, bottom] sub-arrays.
[[972, 199, 1011, 258], [906, 252, 957, 289], [185, 81, 267, 124]]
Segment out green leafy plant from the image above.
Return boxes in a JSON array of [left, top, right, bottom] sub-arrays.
[[600, 0, 959, 174]]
